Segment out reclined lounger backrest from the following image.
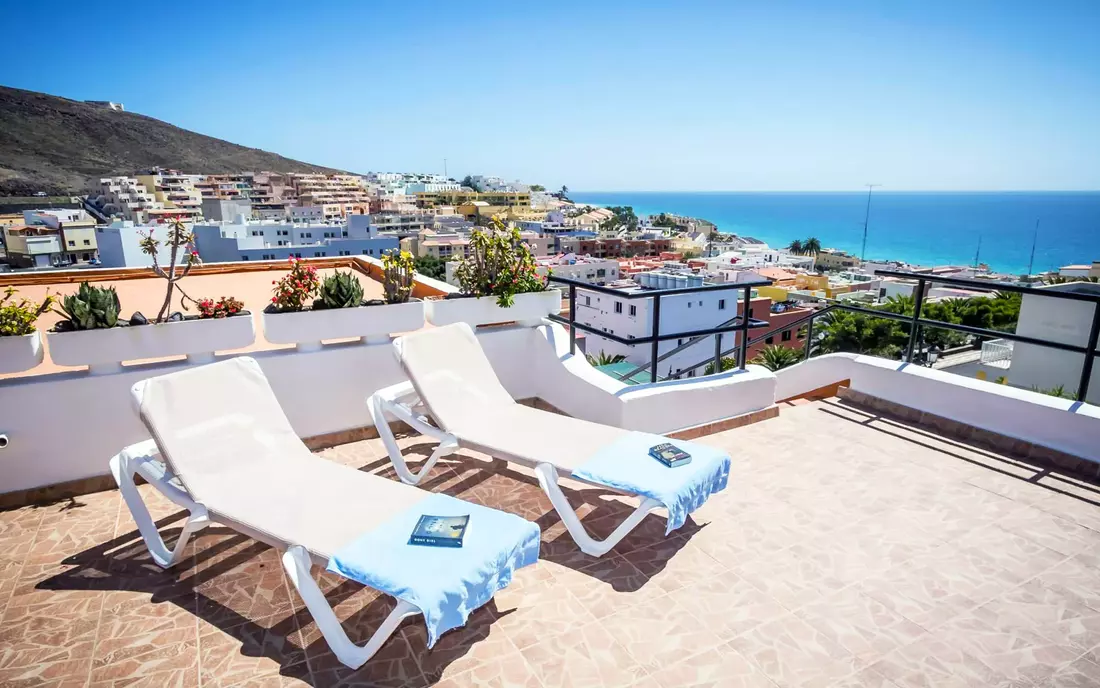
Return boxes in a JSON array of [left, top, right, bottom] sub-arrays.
[[394, 322, 517, 433]]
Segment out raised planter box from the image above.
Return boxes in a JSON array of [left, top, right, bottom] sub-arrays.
[[262, 300, 425, 351], [47, 314, 255, 374], [0, 332, 45, 374], [425, 291, 561, 328]]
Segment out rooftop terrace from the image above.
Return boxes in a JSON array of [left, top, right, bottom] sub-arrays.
[[3, 398, 1100, 688]]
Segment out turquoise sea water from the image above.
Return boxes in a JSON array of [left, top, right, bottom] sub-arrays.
[[569, 191, 1100, 275]]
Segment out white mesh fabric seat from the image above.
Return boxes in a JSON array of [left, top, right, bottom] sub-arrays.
[[370, 323, 670, 557], [110, 356, 532, 669]]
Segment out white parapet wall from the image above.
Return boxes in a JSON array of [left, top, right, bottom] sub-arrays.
[[0, 321, 777, 494], [775, 353, 1100, 464]]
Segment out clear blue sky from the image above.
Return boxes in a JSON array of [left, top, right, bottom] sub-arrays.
[[3, 1, 1098, 191]]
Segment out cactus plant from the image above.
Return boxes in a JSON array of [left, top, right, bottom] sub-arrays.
[[381, 249, 415, 304], [315, 271, 364, 310], [55, 283, 121, 331]]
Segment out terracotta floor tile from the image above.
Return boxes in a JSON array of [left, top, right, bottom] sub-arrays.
[[1048, 657, 1100, 688], [666, 574, 789, 642], [622, 537, 730, 594], [795, 587, 926, 664], [519, 618, 647, 688], [544, 554, 657, 619], [728, 612, 861, 688], [870, 635, 1012, 688], [647, 644, 776, 688], [939, 612, 1079, 685], [431, 647, 542, 688], [600, 595, 726, 673]]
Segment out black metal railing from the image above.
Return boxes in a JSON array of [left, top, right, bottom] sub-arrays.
[[548, 270, 1100, 402], [546, 275, 772, 383], [676, 270, 1100, 402]]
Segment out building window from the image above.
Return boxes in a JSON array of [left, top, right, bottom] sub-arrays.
[[688, 302, 692, 308], [362, 249, 369, 255], [749, 308, 754, 317], [68, 240, 75, 246], [677, 338, 683, 346], [585, 296, 591, 306], [699, 300, 703, 306], [614, 302, 622, 314], [628, 305, 636, 317], [596, 268, 606, 277], [241, 255, 249, 260], [765, 336, 774, 345], [782, 330, 792, 341], [718, 299, 726, 310]]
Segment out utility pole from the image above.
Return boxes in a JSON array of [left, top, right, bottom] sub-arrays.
[[860, 183, 881, 264], [444, 158, 448, 178], [1027, 219, 1039, 276]]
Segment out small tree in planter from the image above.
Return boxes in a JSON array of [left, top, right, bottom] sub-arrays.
[[138, 218, 202, 323], [452, 217, 546, 307], [1, 288, 53, 337], [54, 283, 121, 331], [314, 271, 364, 309], [268, 258, 320, 312], [382, 249, 416, 304]]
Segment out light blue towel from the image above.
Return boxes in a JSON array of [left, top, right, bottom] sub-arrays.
[[326, 492, 540, 648], [572, 432, 731, 535]]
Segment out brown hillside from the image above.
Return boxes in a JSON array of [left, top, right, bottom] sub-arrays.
[[0, 85, 349, 195]]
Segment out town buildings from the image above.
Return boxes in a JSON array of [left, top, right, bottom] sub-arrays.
[[22, 209, 99, 264], [191, 215, 397, 263], [95, 220, 188, 268]]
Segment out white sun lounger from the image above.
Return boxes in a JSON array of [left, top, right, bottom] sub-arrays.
[[369, 323, 731, 558], [111, 356, 538, 669]]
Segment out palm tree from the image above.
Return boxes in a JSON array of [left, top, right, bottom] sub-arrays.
[[586, 351, 627, 366], [803, 237, 822, 253], [750, 345, 802, 371], [704, 357, 738, 375], [787, 239, 804, 254], [1044, 275, 1099, 285]]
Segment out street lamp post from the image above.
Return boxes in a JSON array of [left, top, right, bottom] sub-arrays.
[[860, 184, 881, 265]]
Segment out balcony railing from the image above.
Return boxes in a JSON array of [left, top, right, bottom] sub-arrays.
[[546, 275, 773, 383], [980, 338, 1014, 368]]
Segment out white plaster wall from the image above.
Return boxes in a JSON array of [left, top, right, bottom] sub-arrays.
[[774, 353, 1100, 464], [1011, 291, 1100, 402]]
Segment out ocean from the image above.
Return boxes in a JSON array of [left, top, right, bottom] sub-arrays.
[[568, 191, 1100, 275]]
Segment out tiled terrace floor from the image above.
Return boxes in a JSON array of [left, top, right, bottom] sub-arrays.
[[3, 398, 1100, 687]]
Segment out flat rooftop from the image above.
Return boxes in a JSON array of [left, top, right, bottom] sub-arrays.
[[1, 266, 385, 379], [3, 398, 1099, 687]]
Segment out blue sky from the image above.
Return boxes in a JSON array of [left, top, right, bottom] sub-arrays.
[[2, 1, 1098, 191]]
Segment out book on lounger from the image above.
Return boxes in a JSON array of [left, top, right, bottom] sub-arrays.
[[649, 443, 692, 468], [409, 514, 470, 548]]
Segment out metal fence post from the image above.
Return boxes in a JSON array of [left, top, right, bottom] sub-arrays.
[[568, 284, 577, 355], [804, 314, 815, 361], [1076, 303, 1100, 402], [713, 333, 722, 374], [905, 280, 926, 363], [650, 294, 662, 383], [738, 286, 752, 369]]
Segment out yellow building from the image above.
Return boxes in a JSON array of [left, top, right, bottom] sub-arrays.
[[416, 189, 530, 209], [58, 220, 99, 263], [756, 285, 791, 303], [794, 274, 828, 291], [136, 174, 204, 219], [814, 249, 859, 271]]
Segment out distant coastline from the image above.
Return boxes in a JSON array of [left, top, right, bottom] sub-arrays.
[[569, 191, 1100, 274]]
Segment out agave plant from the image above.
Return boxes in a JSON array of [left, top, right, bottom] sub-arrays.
[[55, 282, 121, 331], [381, 250, 415, 304], [749, 344, 803, 372], [585, 351, 627, 366], [315, 271, 364, 310]]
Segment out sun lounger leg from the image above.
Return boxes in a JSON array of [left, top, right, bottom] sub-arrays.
[[369, 383, 458, 486], [533, 463, 662, 557], [110, 442, 210, 569], [281, 545, 420, 669]]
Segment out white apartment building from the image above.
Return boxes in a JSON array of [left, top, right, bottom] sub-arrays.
[[538, 254, 619, 283], [290, 205, 346, 223], [704, 246, 814, 272], [191, 215, 397, 263], [405, 182, 463, 194], [96, 176, 164, 223], [470, 175, 529, 193], [96, 221, 188, 268], [576, 276, 748, 378]]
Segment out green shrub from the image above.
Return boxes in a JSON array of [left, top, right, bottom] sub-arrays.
[[0, 287, 54, 336], [453, 217, 546, 307], [56, 282, 120, 330], [382, 250, 415, 304], [315, 270, 363, 309]]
